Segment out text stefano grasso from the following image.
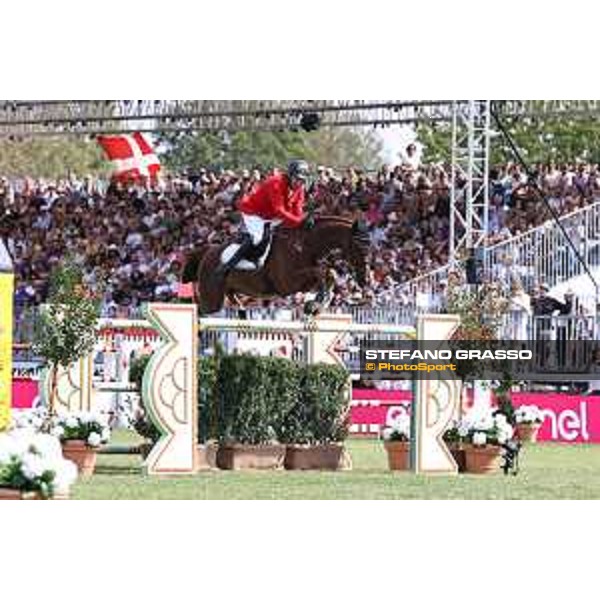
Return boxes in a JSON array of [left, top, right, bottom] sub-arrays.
[[364, 349, 533, 361]]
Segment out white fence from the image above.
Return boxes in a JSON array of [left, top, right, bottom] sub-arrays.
[[397, 201, 600, 312]]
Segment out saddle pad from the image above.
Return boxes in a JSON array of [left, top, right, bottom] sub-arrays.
[[220, 238, 273, 271]]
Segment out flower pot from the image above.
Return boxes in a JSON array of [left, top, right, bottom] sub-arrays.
[[384, 441, 411, 471], [216, 443, 286, 470], [464, 444, 503, 474], [0, 488, 40, 500], [196, 442, 218, 471], [62, 440, 98, 479], [0, 488, 69, 500], [516, 423, 541, 443], [448, 443, 466, 473], [284, 443, 346, 470]]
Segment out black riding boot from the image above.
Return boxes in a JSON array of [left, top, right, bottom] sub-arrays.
[[214, 238, 255, 278]]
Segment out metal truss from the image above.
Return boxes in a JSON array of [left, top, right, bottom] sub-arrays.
[[492, 100, 600, 119], [0, 100, 466, 137], [450, 100, 491, 259], [1, 100, 599, 137]]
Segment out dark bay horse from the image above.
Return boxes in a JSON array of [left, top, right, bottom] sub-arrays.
[[181, 216, 370, 315]]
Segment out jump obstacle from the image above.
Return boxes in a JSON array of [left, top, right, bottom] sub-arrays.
[[32, 303, 461, 476]]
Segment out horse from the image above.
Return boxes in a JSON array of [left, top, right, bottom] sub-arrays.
[[181, 216, 370, 315]]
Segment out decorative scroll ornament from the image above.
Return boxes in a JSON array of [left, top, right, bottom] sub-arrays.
[[142, 304, 198, 475], [412, 314, 461, 474]]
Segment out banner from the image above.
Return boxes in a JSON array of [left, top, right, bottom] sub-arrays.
[[11, 372, 599, 444], [351, 388, 600, 443], [0, 272, 13, 430], [11, 378, 38, 409]]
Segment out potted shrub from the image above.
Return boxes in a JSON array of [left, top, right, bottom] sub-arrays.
[[0, 430, 77, 499], [514, 405, 544, 443], [216, 355, 298, 470], [381, 411, 411, 471], [33, 260, 101, 416], [282, 363, 351, 471], [461, 411, 514, 474], [52, 411, 111, 479]]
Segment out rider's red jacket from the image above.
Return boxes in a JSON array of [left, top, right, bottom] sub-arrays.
[[237, 173, 305, 227]]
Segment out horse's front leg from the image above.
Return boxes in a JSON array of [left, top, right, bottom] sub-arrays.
[[314, 269, 335, 309], [302, 268, 336, 316]]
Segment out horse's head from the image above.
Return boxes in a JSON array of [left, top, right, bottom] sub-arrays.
[[349, 220, 370, 287]]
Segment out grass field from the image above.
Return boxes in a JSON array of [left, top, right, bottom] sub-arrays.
[[71, 430, 600, 499]]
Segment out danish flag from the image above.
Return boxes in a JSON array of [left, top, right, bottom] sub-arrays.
[[97, 132, 161, 181]]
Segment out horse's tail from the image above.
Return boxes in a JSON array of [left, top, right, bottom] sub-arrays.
[[181, 245, 209, 283]]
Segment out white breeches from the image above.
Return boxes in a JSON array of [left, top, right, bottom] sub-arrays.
[[242, 214, 281, 245]]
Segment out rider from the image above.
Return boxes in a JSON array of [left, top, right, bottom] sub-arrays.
[[214, 159, 311, 277]]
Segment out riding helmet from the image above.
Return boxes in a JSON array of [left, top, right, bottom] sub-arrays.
[[287, 159, 310, 183]]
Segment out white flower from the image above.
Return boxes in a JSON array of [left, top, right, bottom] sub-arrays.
[[388, 413, 411, 438], [30, 433, 63, 460], [494, 413, 508, 426], [5, 429, 36, 456], [0, 430, 78, 496], [53, 459, 78, 494], [476, 415, 495, 431], [78, 411, 91, 424], [51, 426, 65, 439], [87, 432, 102, 447], [65, 416, 79, 429], [100, 427, 111, 443], [381, 427, 393, 441], [458, 422, 471, 438], [20, 452, 46, 480], [473, 432, 487, 446], [0, 434, 20, 464], [515, 404, 543, 424]]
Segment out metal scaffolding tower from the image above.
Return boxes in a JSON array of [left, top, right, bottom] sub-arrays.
[[450, 100, 491, 260]]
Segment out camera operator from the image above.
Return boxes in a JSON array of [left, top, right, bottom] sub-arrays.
[[531, 284, 573, 371]]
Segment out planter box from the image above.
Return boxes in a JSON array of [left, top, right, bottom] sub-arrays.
[[216, 443, 286, 470], [0, 488, 69, 500], [384, 441, 410, 471], [284, 443, 346, 471], [62, 440, 97, 479], [516, 423, 541, 443], [464, 444, 503, 474], [196, 442, 218, 471]]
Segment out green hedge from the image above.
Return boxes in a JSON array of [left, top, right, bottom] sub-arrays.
[[129, 353, 350, 446], [216, 355, 299, 445], [280, 363, 350, 445]]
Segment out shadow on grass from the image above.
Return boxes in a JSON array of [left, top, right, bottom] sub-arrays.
[[94, 465, 141, 476]]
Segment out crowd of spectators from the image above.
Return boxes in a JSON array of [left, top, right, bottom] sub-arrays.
[[3, 146, 600, 317]]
